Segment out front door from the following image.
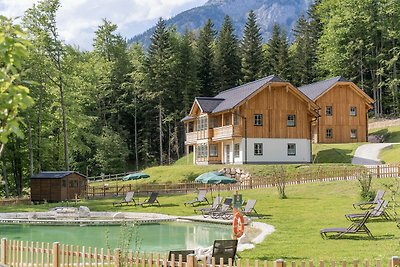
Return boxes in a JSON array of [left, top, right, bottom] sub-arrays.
[[225, 145, 230, 164]]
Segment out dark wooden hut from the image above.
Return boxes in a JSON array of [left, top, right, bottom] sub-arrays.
[[30, 171, 87, 202]]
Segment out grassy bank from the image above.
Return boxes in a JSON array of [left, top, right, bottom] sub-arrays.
[[312, 143, 363, 163], [369, 125, 400, 142], [2, 178, 399, 261], [380, 144, 400, 164]]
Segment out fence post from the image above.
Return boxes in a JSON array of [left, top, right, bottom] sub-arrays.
[[275, 259, 286, 267], [377, 165, 381, 178], [187, 255, 197, 267], [52, 242, 60, 267], [391, 257, 400, 267], [114, 248, 121, 267], [1, 238, 7, 265]]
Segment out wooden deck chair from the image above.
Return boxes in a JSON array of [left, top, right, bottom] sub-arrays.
[[320, 211, 373, 239], [203, 198, 232, 218], [352, 189, 385, 210], [168, 250, 195, 263], [346, 200, 391, 221], [138, 192, 160, 207], [194, 196, 222, 214], [211, 239, 238, 265], [184, 189, 209, 207], [112, 191, 135, 207]]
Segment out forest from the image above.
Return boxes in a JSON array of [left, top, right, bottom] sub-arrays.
[[0, 0, 399, 196]]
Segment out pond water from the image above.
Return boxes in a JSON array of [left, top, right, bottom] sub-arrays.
[[0, 221, 232, 253]]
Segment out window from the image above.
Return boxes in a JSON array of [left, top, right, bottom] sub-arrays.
[[197, 117, 208, 131], [209, 117, 218, 128], [233, 114, 239, 125], [234, 143, 240, 158], [209, 144, 218, 157], [254, 114, 263, 126], [287, 143, 296, 156], [254, 143, 263, 156], [350, 106, 357, 116], [351, 129, 357, 139], [326, 106, 333, 116], [197, 144, 208, 158], [326, 128, 333, 139], [224, 114, 231, 125], [188, 122, 194, 132], [287, 114, 296, 127]]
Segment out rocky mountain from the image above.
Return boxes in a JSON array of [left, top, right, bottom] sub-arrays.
[[128, 0, 313, 46]]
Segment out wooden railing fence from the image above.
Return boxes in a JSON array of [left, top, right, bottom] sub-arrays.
[[1, 238, 399, 267], [86, 164, 400, 198]]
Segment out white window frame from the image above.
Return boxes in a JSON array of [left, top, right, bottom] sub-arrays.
[[287, 114, 296, 127], [209, 144, 218, 157], [287, 143, 296, 156], [254, 143, 263, 156], [234, 143, 240, 158], [350, 129, 357, 139], [350, 106, 357, 116], [254, 114, 263, 126]]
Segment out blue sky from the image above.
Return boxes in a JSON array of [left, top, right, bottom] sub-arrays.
[[0, 0, 208, 50]]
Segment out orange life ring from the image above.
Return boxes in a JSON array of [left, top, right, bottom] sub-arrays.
[[232, 212, 245, 238]]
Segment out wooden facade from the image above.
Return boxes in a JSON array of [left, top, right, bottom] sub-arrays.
[[183, 76, 319, 165], [31, 171, 87, 202], [312, 82, 373, 143]]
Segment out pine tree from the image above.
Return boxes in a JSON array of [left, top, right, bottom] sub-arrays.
[[197, 19, 217, 96], [144, 18, 176, 165], [215, 15, 242, 92], [266, 23, 291, 80], [241, 10, 264, 83]]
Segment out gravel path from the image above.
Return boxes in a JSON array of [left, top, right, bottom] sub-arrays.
[[352, 143, 395, 165]]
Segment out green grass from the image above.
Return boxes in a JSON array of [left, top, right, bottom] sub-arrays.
[[312, 143, 364, 163], [2, 178, 399, 261], [379, 144, 400, 164], [173, 153, 194, 165], [369, 126, 400, 142]]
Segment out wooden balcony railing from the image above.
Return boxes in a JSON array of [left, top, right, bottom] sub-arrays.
[[184, 131, 197, 144], [212, 125, 242, 140]]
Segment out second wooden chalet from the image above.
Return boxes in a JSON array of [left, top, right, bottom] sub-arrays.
[[299, 77, 374, 143], [182, 75, 319, 165]]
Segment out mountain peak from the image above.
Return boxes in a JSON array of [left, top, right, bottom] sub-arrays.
[[129, 0, 311, 47]]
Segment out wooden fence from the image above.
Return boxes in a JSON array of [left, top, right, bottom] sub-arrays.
[[86, 164, 400, 198], [1, 238, 399, 267]]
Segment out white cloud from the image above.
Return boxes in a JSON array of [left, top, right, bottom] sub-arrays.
[[0, 0, 207, 50]]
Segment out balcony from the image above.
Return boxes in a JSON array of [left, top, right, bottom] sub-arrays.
[[212, 125, 243, 141], [185, 132, 197, 145]]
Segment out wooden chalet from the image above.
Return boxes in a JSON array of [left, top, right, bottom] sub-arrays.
[[299, 77, 374, 143], [30, 171, 87, 202], [182, 75, 319, 165]]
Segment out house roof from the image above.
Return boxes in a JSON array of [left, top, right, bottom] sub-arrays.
[[196, 97, 224, 113], [298, 76, 349, 100], [191, 75, 283, 114], [31, 171, 86, 179]]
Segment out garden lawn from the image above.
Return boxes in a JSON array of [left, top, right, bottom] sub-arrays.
[[379, 144, 400, 164], [312, 143, 364, 163], [369, 126, 400, 142], [1, 178, 399, 262]]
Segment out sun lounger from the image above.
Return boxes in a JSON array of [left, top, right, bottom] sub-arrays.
[[222, 199, 260, 219], [210, 239, 238, 265], [320, 211, 373, 239], [138, 192, 160, 207], [346, 200, 391, 221], [353, 189, 385, 210], [184, 189, 209, 207], [203, 198, 232, 218], [112, 191, 135, 207], [194, 196, 222, 214], [168, 250, 195, 263]]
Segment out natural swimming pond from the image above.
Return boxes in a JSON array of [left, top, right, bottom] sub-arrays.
[[0, 221, 232, 253]]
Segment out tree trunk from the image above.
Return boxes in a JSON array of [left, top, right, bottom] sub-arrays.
[[2, 157, 9, 198], [159, 101, 163, 165], [37, 83, 44, 171], [56, 52, 69, 171], [27, 114, 34, 177], [134, 95, 139, 171]]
